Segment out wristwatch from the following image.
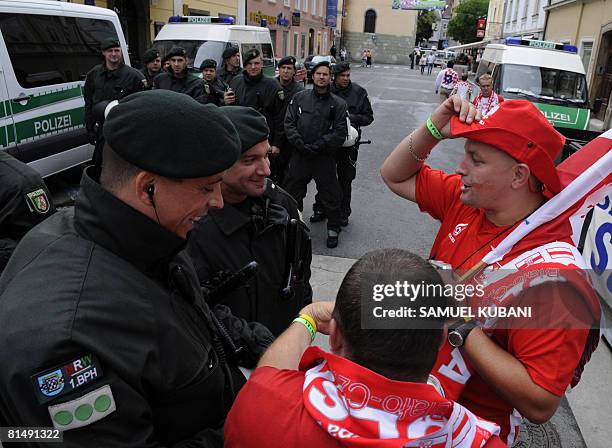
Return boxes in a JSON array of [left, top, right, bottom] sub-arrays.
[[448, 320, 479, 348]]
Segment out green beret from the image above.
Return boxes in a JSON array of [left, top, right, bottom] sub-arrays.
[[278, 56, 296, 68], [222, 46, 240, 60], [143, 48, 160, 63], [103, 90, 240, 178], [200, 59, 217, 70], [243, 48, 260, 65], [101, 37, 120, 51], [166, 46, 187, 59], [333, 61, 350, 75], [220, 106, 269, 154]]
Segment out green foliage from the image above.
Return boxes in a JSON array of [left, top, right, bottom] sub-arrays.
[[447, 0, 489, 44], [416, 11, 437, 46]]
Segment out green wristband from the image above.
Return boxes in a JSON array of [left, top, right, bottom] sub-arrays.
[[426, 116, 444, 140], [292, 316, 316, 342]]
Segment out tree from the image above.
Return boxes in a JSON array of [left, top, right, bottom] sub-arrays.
[[416, 11, 437, 47], [447, 0, 489, 44]]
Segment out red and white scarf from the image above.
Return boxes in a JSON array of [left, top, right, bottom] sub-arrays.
[[473, 92, 501, 117], [300, 346, 500, 447]]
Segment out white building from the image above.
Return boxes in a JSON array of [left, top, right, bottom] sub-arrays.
[[501, 0, 546, 39]]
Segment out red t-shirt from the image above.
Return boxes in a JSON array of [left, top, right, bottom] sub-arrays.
[[416, 165, 593, 443]]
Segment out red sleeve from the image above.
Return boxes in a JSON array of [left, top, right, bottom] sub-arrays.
[[506, 283, 592, 396], [415, 165, 462, 222]]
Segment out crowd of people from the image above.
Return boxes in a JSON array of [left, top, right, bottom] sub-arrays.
[[0, 36, 603, 448]]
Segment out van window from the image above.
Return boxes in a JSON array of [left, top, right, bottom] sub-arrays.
[[0, 13, 118, 88], [499, 64, 588, 105], [154, 39, 227, 70]]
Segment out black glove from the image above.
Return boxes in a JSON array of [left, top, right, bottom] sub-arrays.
[[265, 202, 290, 227], [87, 131, 97, 145]]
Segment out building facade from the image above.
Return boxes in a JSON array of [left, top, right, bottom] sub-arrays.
[[500, 0, 546, 39], [341, 0, 418, 64], [484, 0, 504, 40], [545, 0, 612, 130]]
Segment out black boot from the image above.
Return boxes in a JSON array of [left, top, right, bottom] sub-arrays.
[[326, 229, 340, 248], [309, 210, 326, 223]]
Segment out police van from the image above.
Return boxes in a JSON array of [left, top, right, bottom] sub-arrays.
[[153, 16, 276, 77], [0, 0, 128, 177], [476, 38, 596, 133]]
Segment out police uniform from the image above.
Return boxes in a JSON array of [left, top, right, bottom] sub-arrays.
[[218, 47, 241, 85], [283, 61, 348, 246], [153, 46, 205, 102], [0, 91, 273, 447], [83, 38, 146, 167], [200, 59, 229, 106], [188, 107, 312, 336], [273, 56, 305, 187], [229, 49, 285, 151], [140, 48, 162, 88], [313, 62, 374, 223], [0, 151, 54, 273]]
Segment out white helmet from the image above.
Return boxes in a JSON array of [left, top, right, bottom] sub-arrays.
[[343, 125, 359, 147]]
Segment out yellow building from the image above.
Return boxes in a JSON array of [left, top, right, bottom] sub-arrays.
[[484, 0, 504, 40], [68, 0, 238, 64], [545, 0, 612, 130], [341, 0, 418, 64]]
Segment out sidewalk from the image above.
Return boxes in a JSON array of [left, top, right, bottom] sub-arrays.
[[310, 254, 612, 448]]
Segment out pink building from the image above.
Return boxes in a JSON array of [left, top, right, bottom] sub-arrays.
[[246, 0, 333, 59]]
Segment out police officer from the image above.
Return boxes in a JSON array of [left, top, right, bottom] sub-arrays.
[[311, 62, 374, 226], [84, 37, 146, 168], [153, 46, 205, 101], [218, 46, 241, 85], [200, 59, 230, 106], [0, 90, 273, 447], [228, 49, 285, 174], [0, 151, 55, 273], [140, 48, 162, 87], [284, 61, 348, 248], [188, 107, 312, 336], [273, 55, 304, 186]]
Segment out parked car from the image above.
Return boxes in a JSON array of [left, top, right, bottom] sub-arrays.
[[304, 55, 337, 82]]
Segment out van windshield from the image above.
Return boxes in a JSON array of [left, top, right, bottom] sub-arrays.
[[500, 64, 588, 107], [154, 40, 227, 71]]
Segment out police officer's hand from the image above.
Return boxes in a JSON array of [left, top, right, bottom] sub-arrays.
[[87, 131, 97, 146], [299, 301, 334, 335], [431, 95, 480, 139], [269, 145, 281, 156], [224, 91, 236, 105]]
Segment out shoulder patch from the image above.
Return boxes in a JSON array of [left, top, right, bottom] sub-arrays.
[[277, 90, 285, 101], [25, 189, 51, 215], [32, 354, 103, 404], [204, 84, 211, 94], [48, 384, 116, 431]]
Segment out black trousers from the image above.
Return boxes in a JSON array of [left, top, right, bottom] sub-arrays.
[[313, 146, 357, 220], [285, 150, 343, 231]]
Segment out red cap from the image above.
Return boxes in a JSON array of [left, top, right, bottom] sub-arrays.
[[451, 100, 565, 194]]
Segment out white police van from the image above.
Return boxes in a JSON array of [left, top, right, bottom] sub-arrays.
[[476, 38, 595, 133], [0, 0, 128, 177], [153, 16, 276, 77]]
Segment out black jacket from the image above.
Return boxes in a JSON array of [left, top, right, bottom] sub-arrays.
[[229, 71, 285, 147], [0, 151, 55, 273], [153, 70, 205, 102], [331, 81, 374, 130], [188, 180, 312, 336], [0, 169, 272, 447], [140, 67, 162, 89], [284, 87, 349, 155], [276, 78, 305, 149], [203, 77, 229, 106], [83, 63, 146, 140], [218, 64, 241, 85]]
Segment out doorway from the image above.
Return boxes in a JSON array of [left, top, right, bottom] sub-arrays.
[[108, 0, 150, 68]]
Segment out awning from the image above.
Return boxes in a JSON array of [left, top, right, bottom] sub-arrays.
[[447, 39, 493, 51]]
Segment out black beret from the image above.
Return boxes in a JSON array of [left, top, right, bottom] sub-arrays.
[[143, 48, 160, 63], [103, 90, 240, 178], [200, 59, 217, 70], [333, 61, 350, 75], [101, 37, 120, 51], [220, 106, 269, 154], [166, 46, 187, 59], [278, 56, 296, 68], [243, 48, 261, 65], [311, 60, 331, 74], [222, 46, 240, 59]]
